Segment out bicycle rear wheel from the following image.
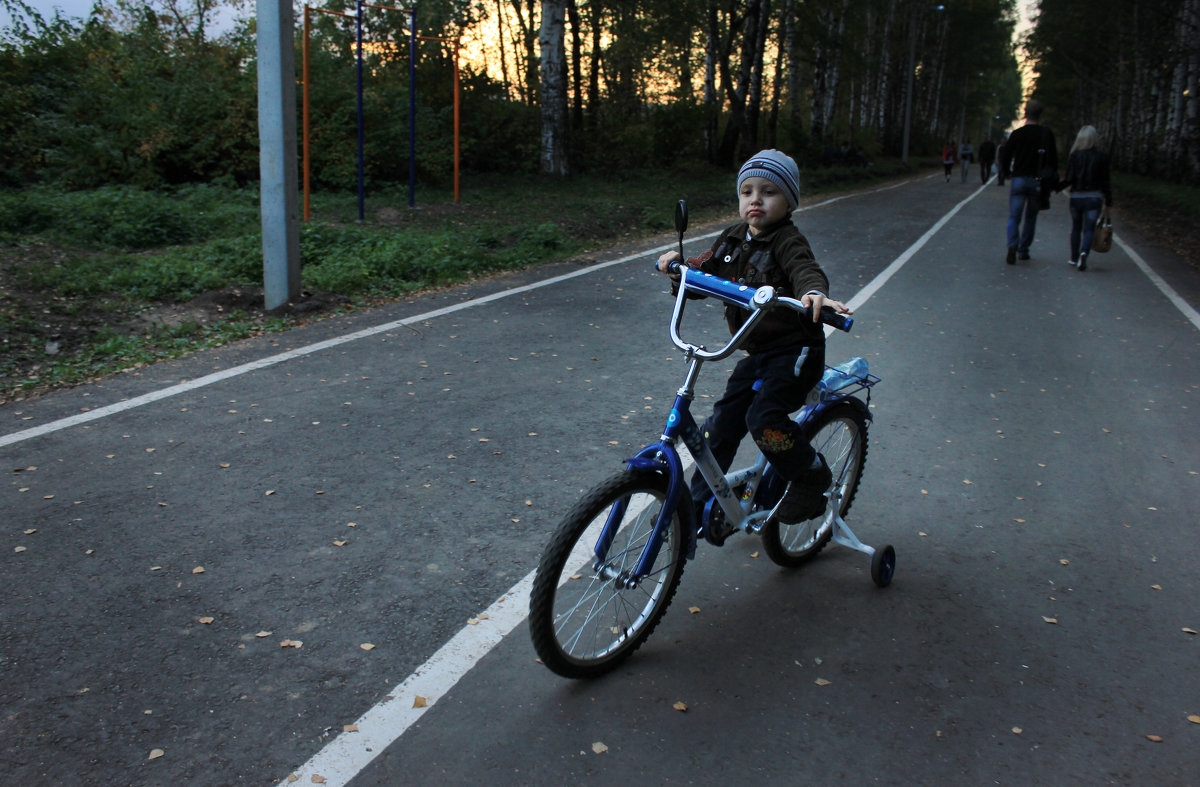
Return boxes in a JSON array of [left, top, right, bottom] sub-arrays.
[[761, 401, 868, 568], [529, 470, 687, 679]]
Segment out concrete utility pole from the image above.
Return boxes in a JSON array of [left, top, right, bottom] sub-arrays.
[[256, 0, 301, 311]]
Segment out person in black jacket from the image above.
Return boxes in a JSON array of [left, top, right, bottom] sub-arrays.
[[656, 150, 852, 525], [998, 100, 1058, 264], [1057, 125, 1113, 272], [977, 138, 996, 184]]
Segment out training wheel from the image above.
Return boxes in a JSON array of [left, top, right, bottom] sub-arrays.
[[871, 544, 896, 587]]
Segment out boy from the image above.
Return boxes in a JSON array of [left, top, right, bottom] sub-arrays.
[[655, 149, 851, 524]]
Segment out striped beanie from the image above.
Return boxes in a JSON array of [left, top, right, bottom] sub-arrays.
[[737, 149, 801, 210]]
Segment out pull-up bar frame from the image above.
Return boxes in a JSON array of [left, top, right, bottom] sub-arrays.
[[301, 2, 460, 221]]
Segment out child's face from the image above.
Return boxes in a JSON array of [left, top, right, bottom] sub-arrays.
[[738, 177, 790, 234]]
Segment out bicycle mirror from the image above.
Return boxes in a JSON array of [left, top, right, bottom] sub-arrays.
[[675, 200, 688, 261]]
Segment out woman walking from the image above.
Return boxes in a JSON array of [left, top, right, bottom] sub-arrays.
[[1057, 126, 1113, 272], [942, 140, 957, 182]]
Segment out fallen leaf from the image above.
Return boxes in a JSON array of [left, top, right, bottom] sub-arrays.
[[360, 643, 375, 651], [1059, 559, 1069, 565], [13, 546, 26, 553], [148, 748, 165, 760], [343, 724, 359, 732], [333, 540, 348, 547], [688, 606, 701, 614], [1145, 734, 1163, 743], [1043, 616, 1058, 624], [311, 776, 327, 784], [1013, 518, 1026, 524], [1183, 628, 1198, 635], [963, 479, 973, 485], [265, 490, 276, 496], [591, 741, 608, 754], [1012, 727, 1022, 734], [412, 696, 427, 708], [1151, 584, 1162, 590], [749, 551, 759, 558], [23, 529, 36, 535], [256, 631, 272, 638], [815, 678, 832, 686], [918, 532, 928, 537], [1187, 715, 1200, 724], [198, 617, 214, 624], [192, 566, 205, 574], [672, 701, 688, 712]]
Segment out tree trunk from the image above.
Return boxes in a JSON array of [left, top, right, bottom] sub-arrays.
[[539, 0, 569, 176]]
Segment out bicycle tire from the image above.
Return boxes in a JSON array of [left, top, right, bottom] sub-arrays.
[[761, 400, 869, 568], [529, 470, 687, 679]]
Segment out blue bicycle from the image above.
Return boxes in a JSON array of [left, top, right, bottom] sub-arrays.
[[529, 204, 894, 679]]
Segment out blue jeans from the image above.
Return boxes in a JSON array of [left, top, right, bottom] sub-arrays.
[[1007, 177, 1040, 253], [1069, 196, 1103, 260]]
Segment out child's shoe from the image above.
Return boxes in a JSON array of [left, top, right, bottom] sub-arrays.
[[775, 456, 833, 524]]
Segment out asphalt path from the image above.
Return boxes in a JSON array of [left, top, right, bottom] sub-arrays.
[[2, 173, 1198, 785]]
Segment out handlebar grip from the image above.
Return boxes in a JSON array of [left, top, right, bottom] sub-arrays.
[[821, 305, 853, 332]]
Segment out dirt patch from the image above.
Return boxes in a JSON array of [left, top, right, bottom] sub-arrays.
[[132, 286, 350, 330]]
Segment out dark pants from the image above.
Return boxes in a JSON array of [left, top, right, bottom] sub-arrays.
[[1069, 196, 1104, 260], [979, 158, 994, 183], [689, 344, 825, 507]]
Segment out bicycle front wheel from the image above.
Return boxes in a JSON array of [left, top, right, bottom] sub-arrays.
[[762, 401, 869, 568], [529, 470, 687, 679]]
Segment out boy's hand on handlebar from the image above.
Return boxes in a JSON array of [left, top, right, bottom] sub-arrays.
[[656, 250, 682, 277], [800, 292, 852, 323]]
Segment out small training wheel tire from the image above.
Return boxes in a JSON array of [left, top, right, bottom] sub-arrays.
[[871, 545, 896, 587]]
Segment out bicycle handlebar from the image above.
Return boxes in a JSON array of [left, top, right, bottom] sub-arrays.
[[663, 261, 853, 332]]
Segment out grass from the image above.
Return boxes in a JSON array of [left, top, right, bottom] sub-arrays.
[[0, 156, 982, 401]]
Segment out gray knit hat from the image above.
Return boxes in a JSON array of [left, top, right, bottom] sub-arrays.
[[737, 149, 801, 210]]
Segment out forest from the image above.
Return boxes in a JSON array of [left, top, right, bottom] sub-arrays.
[[0, 0, 1197, 190]]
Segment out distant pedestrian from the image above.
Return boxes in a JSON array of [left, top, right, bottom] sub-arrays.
[[997, 100, 1057, 264], [1056, 125, 1113, 272], [959, 138, 973, 183], [977, 138, 996, 183], [942, 140, 957, 182]]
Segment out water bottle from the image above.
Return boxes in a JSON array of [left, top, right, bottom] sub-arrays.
[[810, 357, 869, 402]]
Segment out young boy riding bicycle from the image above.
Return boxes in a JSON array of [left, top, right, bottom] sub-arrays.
[[655, 149, 852, 524]]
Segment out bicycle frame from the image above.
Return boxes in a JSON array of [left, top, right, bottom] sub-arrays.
[[599, 267, 865, 584]]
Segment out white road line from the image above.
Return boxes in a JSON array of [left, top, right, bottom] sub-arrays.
[[279, 178, 983, 786], [1117, 234, 1200, 332]]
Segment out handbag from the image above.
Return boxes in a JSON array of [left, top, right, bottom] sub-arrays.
[[1093, 212, 1113, 253]]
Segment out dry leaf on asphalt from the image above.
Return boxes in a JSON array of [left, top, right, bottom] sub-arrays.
[[256, 631, 272, 638], [198, 617, 214, 625], [1183, 628, 1198, 635], [688, 606, 701, 614], [192, 566, 205, 574], [1187, 715, 1200, 724], [815, 678, 832, 686], [412, 696, 427, 708], [1042, 617, 1058, 624], [148, 749, 165, 760], [673, 701, 688, 712], [343, 724, 358, 732], [360, 643, 375, 651], [591, 742, 608, 754], [1012, 727, 1022, 734], [1145, 734, 1163, 742]]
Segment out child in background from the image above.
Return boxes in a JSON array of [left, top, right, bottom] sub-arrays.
[[655, 150, 852, 524]]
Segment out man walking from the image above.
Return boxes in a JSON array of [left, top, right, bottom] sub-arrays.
[[997, 100, 1057, 264], [977, 137, 996, 184]]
